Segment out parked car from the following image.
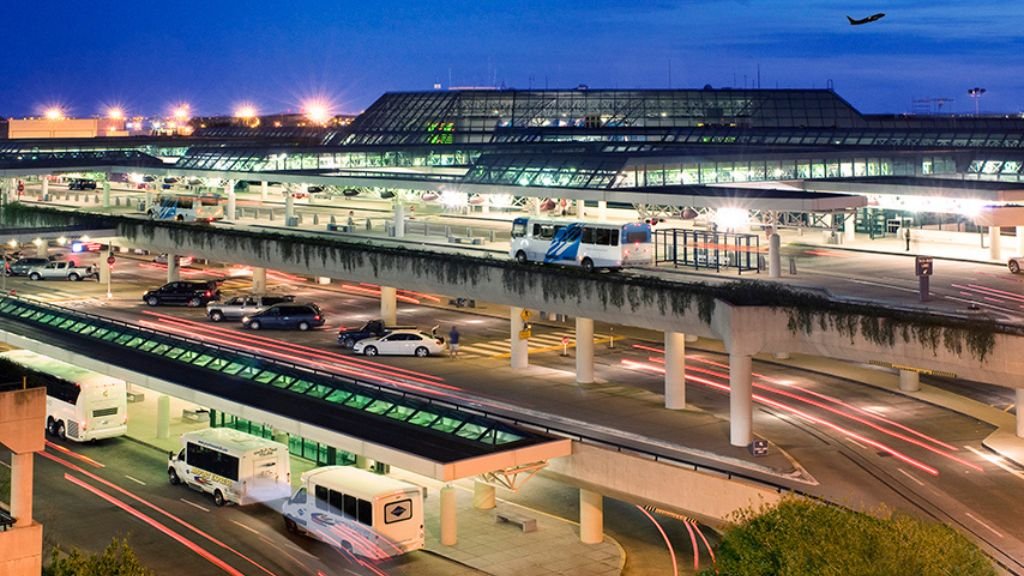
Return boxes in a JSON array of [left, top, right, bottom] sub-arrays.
[[143, 281, 221, 307], [1008, 256, 1024, 274], [337, 319, 417, 349], [27, 261, 97, 281], [7, 257, 49, 276], [241, 303, 324, 331], [206, 294, 295, 322], [67, 179, 97, 190], [352, 330, 446, 357]]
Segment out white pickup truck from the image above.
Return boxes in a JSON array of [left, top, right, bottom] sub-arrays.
[[27, 261, 98, 281]]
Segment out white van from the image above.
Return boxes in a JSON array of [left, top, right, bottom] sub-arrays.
[[282, 466, 425, 559], [167, 428, 291, 506]]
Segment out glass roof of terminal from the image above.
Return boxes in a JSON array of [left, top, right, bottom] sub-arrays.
[[0, 296, 527, 448], [464, 153, 625, 189]]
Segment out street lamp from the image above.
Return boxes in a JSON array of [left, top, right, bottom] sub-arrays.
[[44, 106, 65, 120], [234, 103, 260, 128], [968, 87, 986, 116], [302, 99, 332, 126], [107, 107, 125, 120]]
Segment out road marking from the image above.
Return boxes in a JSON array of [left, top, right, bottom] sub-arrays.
[[964, 446, 1024, 480], [964, 512, 1004, 539], [124, 475, 147, 486], [897, 468, 925, 486], [179, 498, 210, 512], [231, 520, 259, 535], [845, 437, 868, 450]]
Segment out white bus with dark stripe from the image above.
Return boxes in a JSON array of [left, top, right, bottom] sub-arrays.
[[510, 217, 654, 271]]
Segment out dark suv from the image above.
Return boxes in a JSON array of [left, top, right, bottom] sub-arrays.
[[241, 303, 325, 331], [68, 179, 98, 190], [143, 281, 221, 307]]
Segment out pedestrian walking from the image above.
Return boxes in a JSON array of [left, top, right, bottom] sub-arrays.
[[903, 227, 911, 252], [448, 325, 460, 358], [347, 210, 355, 228]]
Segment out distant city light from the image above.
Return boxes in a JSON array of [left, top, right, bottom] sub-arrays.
[[172, 104, 191, 122], [44, 107, 65, 120], [106, 107, 125, 120], [303, 99, 332, 125]]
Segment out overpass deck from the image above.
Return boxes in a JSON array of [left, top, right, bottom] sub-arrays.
[[0, 295, 570, 481]]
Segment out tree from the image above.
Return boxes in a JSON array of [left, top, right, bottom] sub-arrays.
[[704, 497, 995, 576], [44, 537, 154, 576]]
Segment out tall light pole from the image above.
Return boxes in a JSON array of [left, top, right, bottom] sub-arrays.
[[968, 87, 986, 116]]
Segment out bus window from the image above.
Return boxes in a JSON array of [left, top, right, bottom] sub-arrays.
[[343, 492, 357, 519], [512, 220, 527, 238], [624, 229, 650, 244], [595, 228, 612, 245], [331, 490, 345, 516], [357, 499, 373, 526], [200, 197, 219, 206], [315, 485, 329, 510], [582, 227, 596, 244]]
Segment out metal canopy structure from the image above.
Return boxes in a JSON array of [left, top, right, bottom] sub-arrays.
[[0, 295, 570, 481]]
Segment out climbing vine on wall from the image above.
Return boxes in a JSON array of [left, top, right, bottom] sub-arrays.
[[10, 205, 1002, 361]]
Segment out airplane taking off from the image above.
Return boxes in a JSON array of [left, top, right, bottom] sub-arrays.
[[848, 13, 885, 25]]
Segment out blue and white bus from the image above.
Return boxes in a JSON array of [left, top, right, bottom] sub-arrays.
[[510, 218, 653, 271], [147, 193, 224, 222]]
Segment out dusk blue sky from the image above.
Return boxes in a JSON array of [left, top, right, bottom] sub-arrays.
[[3, 1, 1023, 117]]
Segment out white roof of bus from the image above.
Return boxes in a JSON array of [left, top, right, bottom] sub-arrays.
[[181, 427, 285, 454], [301, 465, 421, 498], [0, 349, 125, 389]]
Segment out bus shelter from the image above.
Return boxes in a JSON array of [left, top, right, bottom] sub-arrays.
[[654, 228, 761, 274]]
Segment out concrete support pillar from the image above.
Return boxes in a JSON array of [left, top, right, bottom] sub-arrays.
[[575, 199, 586, 218], [898, 369, 920, 393], [473, 481, 496, 510], [1017, 389, 1024, 439], [225, 182, 237, 221], [260, 181, 269, 201], [768, 233, 781, 278], [579, 489, 603, 544], [1016, 226, 1024, 257], [99, 250, 111, 285], [664, 331, 686, 409], [393, 202, 406, 238], [144, 190, 153, 212], [102, 181, 111, 208], [729, 352, 754, 447], [440, 485, 457, 546], [510, 307, 529, 369], [529, 198, 541, 217], [481, 200, 490, 214], [10, 452, 33, 527], [166, 253, 179, 282], [41, 178, 49, 201], [576, 317, 594, 384], [845, 212, 856, 243], [989, 226, 1001, 261], [380, 286, 397, 326], [597, 200, 607, 221], [285, 190, 296, 226], [252, 267, 267, 294], [156, 395, 170, 439], [35, 241, 47, 258], [355, 455, 371, 470]]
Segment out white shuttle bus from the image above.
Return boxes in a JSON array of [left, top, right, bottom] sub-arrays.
[[510, 217, 654, 271], [148, 193, 224, 222], [282, 466, 425, 559], [167, 427, 291, 507], [0, 349, 127, 442]]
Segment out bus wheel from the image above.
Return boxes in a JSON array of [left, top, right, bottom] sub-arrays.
[[55, 421, 66, 440], [175, 215, 185, 222], [515, 251, 528, 264], [168, 468, 181, 485], [581, 257, 595, 272], [284, 518, 298, 533], [213, 490, 226, 507]]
